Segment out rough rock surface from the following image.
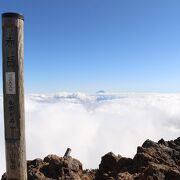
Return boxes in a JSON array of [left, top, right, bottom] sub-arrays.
[[95, 137, 180, 180], [1, 137, 180, 179], [2, 155, 86, 180]]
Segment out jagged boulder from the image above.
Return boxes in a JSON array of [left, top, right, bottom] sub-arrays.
[[95, 137, 180, 179], [1, 154, 85, 180], [95, 152, 119, 179], [32, 154, 83, 179]]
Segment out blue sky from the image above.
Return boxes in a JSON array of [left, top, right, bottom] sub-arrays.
[[1, 0, 180, 93]]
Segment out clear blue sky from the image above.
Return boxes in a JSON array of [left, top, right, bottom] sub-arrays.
[[1, 0, 180, 93]]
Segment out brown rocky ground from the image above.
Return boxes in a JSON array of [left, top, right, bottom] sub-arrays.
[[2, 137, 180, 180]]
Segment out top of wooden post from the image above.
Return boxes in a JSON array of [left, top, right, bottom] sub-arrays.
[[2, 12, 24, 20]]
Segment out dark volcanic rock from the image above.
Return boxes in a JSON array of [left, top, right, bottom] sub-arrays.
[[1, 137, 180, 180], [29, 155, 84, 180], [95, 137, 180, 180], [95, 152, 119, 179], [115, 157, 133, 173], [99, 152, 119, 172], [1, 155, 86, 180]]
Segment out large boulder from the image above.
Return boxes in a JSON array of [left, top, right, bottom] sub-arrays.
[[95, 152, 119, 179], [1, 154, 85, 180], [95, 137, 180, 179]]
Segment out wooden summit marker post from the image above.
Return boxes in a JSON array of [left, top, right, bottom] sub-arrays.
[[2, 13, 27, 179]]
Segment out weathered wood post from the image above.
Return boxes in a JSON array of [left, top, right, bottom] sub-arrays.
[[2, 12, 27, 180], [64, 148, 72, 157]]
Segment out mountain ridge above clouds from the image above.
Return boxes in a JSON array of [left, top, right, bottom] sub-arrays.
[[26, 92, 180, 112], [26, 91, 180, 103]]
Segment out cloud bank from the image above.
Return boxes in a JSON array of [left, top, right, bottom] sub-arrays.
[[0, 92, 180, 175]]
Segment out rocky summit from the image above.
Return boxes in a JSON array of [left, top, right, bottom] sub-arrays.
[[1, 137, 180, 180]]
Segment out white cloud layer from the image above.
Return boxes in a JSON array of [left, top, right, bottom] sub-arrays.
[[0, 92, 180, 175]]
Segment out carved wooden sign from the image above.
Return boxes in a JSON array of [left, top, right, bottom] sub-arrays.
[[2, 12, 27, 180]]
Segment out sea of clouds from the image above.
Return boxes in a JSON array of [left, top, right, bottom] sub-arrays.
[[0, 92, 180, 175]]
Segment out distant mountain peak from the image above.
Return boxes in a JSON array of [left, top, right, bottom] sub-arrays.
[[96, 90, 106, 94]]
